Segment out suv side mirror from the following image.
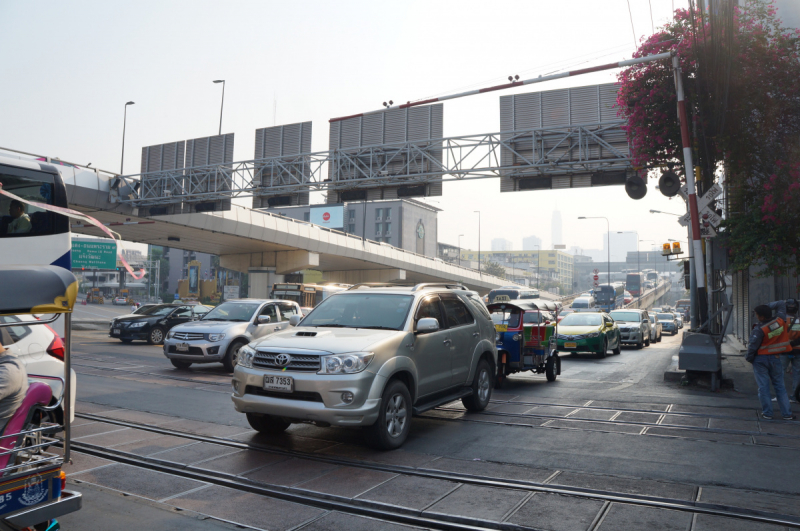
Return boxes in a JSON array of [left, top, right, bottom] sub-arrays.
[[257, 315, 271, 325], [289, 315, 302, 327], [416, 318, 439, 334]]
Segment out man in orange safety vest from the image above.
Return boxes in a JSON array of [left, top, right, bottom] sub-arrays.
[[746, 301, 794, 420]]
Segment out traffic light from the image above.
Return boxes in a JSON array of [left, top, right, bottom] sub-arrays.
[[683, 260, 690, 288]]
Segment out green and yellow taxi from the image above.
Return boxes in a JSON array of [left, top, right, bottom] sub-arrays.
[[556, 310, 621, 358]]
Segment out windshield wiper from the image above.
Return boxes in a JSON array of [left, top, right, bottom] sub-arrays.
[[202, 318, 225, 321], [358, 326, 397, 330], [315, 324, 350, 328]]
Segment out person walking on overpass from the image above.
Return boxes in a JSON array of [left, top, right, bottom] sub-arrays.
[[782, 299, 800, 403], [747, 301, 795, 420]]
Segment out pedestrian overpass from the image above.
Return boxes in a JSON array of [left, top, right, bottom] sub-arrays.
[[37, 152, 543, 297]]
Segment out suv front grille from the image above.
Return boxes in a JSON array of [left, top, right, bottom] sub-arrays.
[[172, 332, 205, 341], [253, 351, 321, 372], [244, 386, 323, 402]]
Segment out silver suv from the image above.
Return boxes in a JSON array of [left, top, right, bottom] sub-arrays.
[[231, 283, 497, 450], [163, 299, 302, 372], [608, 309, 651, 348]]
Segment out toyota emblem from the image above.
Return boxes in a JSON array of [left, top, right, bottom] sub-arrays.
[[275, 353, 292, 367]]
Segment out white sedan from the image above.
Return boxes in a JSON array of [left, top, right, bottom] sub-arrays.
[[0, 315, 76, 422]]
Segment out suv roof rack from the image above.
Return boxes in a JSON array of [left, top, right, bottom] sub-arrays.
[[411, 283, 467, 292], [346, 283, 404, 291]]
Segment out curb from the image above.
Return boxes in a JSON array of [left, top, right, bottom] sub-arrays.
[[663, 355, 684, 382]]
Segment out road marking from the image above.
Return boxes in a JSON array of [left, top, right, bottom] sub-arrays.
[[158, 483, 212, 503], [608, 411, 622, 421]]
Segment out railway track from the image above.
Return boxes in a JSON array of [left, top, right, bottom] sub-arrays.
[[71, 411, 800, 530], [72, 361, 800, 449]]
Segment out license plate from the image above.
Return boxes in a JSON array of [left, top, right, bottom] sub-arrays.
[[113, 329, 120, 335], [495, 324, 508, 332], [564, 342, 577, 348], [264, 375, 293, 393], [176, 343, 189, 352]]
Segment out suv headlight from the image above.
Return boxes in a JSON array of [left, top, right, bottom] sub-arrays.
[[587, 332, 600, 338], [129, 321, 146, 328], [318, 352, 374, 374], [167, 330, 175, 339], [207, 333, 226, 342], [238, 345, 256, 368]]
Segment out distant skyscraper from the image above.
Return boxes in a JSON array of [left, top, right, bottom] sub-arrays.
[[522, 235, 542, 250], [491, 238, 513, 251], [551, 210, 563, 248]]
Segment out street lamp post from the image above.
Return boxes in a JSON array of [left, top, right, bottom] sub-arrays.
[[579, 216, 609, 294], [458, 234, 464, 267], [120, 101, 135, 175], [533, 244, 541, 290], [474, 211, 481, 276], [213, 80, 226, 135]]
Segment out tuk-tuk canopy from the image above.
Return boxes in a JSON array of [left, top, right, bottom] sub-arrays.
[[487, 300, 560, 313], [0, 266, 78, 316]]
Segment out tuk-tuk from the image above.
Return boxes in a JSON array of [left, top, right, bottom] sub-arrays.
[[0, 266, 82, 530], [487, 300, 561, 387]]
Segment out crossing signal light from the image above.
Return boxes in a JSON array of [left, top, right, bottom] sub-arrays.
[[658, 169, 681, 197], [662, 243, 671, 256], [625, 173, 648, 200], [672, 242, 682, 254]]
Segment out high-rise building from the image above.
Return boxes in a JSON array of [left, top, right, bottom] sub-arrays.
[[491, 238, 513, 251], [522, 235, 542, 250], [603, 232, 638, 263], [551, 210, 563, 248]]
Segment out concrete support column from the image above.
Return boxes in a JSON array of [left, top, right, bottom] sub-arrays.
[[247, 267, 283, 299], [220, 251, 319, 276], [324, 269, 407, 284]]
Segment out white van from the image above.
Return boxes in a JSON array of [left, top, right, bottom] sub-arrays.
[[571, 296, 596, 310]]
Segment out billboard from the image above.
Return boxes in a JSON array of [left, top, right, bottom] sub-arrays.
[[184, 133, 235, 213], [327, 104, 443, 204], [310, 205, 344, 230], [252, 122, 312, 209], [498, 83, 631, 193], [139, 141, 186, 216], [72, 240, 117, 270]]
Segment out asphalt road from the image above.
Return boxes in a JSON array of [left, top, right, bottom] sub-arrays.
[[61, 327, 800, 530]]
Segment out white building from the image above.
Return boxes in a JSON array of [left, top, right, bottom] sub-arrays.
[[551, 210, 563, 248], [522, 235, 542, 250], [491, 238, 513, 251]]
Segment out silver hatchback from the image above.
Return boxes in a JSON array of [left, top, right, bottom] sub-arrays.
[[163, 299, 301, 372], [231, 284, 498, 450]]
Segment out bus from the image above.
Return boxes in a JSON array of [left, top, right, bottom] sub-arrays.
[[594, 282, 625, 311], [487, 286, 540, 304], [625, 272, 646, 297], [270, 282, 351, 308], [0, 154, 71, 268], [644, 269, 659, 284]]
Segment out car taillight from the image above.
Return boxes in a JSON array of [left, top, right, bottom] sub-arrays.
[[44, 324, 65, 361]]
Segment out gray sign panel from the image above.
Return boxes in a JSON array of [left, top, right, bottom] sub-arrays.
[[327, 104, 443, 204], [253, 122, 312, 209], [499, 83, 631, 193], [184, 133, 235, 212], [139, 141, 186, 215]]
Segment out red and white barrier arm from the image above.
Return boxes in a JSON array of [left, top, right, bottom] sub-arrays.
[[0, 184, 146, 280], [671, 55, 704, 290], [330, 52, 673, 122]]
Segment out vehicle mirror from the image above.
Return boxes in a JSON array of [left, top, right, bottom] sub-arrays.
[[257, 315, 272, 325], [416, 318, 440, 334], [288, 315, 302, 327]]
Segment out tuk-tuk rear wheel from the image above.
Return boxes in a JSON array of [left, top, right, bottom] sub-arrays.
[[545, 356, 558, 382]]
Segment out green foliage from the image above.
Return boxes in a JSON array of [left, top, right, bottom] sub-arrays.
[[617, 0, 800, 279], [484, 261, 506, 278]]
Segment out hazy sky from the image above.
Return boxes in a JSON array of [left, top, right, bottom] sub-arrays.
[[1, 0, 723, 256]]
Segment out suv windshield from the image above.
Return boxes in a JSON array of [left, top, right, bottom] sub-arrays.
[[658, 313, 675, 320], [137, 305, 177, 317], [300, 293, 413, 330], [203, 302, 261, 322], [609, 311, 641, 322], [560, 313, 603, 326]]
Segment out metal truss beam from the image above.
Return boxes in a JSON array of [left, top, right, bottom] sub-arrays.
[[115, 121, 631, 206]]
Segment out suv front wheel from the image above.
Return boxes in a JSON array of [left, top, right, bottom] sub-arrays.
[[462, 358, 492, 412], [364, 379, 411, 450]]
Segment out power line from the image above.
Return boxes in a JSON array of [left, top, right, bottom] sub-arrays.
[[626, 0, 638, 48]]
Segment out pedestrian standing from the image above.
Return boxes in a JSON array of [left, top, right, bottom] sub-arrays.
[[746, 301, 795, 420], [782, 299, 800, 402], [130, 303, 137, 313]]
